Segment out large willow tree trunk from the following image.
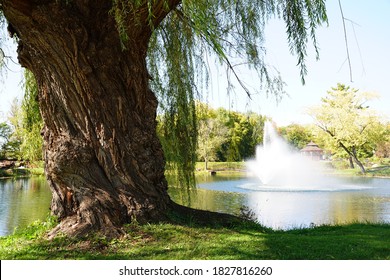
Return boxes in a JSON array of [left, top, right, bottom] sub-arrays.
[[3, 0, 180, 237]]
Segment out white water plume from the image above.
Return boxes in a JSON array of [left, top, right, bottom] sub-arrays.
[[246, 121, 323, 188]]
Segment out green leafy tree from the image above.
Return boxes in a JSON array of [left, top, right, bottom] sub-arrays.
[[0, 122, 10, 141], [236, 115, 253, 160], [1, 0, 327, 237], [226, 112, 246, 161], [5, 98, 23, 160], [19, 70, 43, 162], [0, 122, 12, 159], [197, 118, 228, 170], [279, 123, 313, 150], [194, 105, 266, 163], [219, 110, 266, 161], [213, 109, 242, 161], [247, 112, 267, 150], [194, 103, 229, 170], [308, 84, 386, 173], [2, 72, 43, 162], [0, 120, 24, 160]]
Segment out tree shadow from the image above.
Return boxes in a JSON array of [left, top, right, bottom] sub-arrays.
[[262, 223, 390, 260]]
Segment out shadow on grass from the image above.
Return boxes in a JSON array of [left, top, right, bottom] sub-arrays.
[[366, 165, 390, 176], [264, 223, 390, 259]]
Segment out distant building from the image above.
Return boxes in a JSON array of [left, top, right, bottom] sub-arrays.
[[300, 141, 323, 160]]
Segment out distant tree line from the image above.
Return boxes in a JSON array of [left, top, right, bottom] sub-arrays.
[[158, 102, 268, 170], [194, 103, 268, 169]]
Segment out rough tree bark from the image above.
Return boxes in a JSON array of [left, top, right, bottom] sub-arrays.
[[2, 0, 182, 237]]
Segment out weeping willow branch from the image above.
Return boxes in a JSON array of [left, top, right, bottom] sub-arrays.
[[147, 0, 327, 188], [174, 8, 252, 99], [338, 0, 353, 82]]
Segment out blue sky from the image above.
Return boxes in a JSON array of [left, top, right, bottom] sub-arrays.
[[1, 0, 390, 126]]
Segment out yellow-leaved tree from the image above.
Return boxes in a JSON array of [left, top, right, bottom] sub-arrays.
[[308, 83, 386, 173]]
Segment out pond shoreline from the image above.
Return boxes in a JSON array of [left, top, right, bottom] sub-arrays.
[[2, 166, 390, 180], [0, 160, 45, 179]]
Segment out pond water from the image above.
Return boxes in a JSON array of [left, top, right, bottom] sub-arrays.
[[1, 174, 390, 236], [189, 174, 390, 229], [0, 177, 52, 236]]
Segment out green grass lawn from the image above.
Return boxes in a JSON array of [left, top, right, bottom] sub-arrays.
[[1, 216, 389, 260]]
